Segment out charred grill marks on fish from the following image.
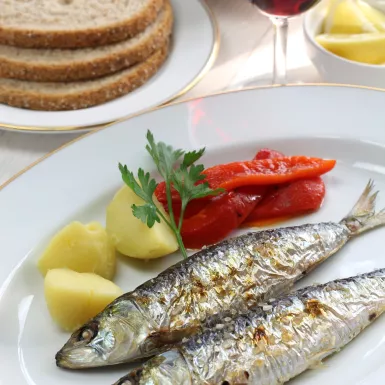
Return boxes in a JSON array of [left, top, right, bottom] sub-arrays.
[[117, 269, 385, 385]]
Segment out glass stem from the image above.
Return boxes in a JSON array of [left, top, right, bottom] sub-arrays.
[[271, 17, 289, 85]]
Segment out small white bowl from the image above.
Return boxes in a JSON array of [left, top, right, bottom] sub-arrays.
[[303, 1, 385, 88]]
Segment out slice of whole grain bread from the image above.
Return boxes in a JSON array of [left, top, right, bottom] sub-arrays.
[[0, 2, 173, 82], [0, 41, 170, 111], [0, 0, 164, 48]]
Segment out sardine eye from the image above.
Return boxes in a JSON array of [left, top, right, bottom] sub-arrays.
[[77, 321, 99, 342], [82, 329, 93, 340], [78, 328, 94, 342]]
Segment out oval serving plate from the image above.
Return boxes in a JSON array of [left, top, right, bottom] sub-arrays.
[[1, 85, 385, 384]]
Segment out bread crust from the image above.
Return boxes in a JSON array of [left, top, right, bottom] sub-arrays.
[[0, 2, 173, 82], [0, 0, 164, 49], [0, 42, 170, 111]]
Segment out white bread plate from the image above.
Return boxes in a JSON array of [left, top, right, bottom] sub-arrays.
[[0, 0, 218, 133]]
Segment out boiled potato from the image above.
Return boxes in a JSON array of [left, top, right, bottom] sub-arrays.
[[38, 221, 116, 279], [106, 185, 178, 259], [44, 269, 123, 332]]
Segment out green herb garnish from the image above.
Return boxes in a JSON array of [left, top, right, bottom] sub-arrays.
[[119, 130, 223, 259]]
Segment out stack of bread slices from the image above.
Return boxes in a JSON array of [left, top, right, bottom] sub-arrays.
[[0, 0, 173, 111]]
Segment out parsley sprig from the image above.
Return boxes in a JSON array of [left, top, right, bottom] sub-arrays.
[[119, 130, 223, 259]]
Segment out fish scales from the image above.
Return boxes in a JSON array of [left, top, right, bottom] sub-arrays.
[[132, 223, 348, 330], [118, 269, 385, 385], [182, 270, 385, 384]]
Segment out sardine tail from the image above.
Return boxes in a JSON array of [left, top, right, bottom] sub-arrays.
[[341, 180, 385, 235]]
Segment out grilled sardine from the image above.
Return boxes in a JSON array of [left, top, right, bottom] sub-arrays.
[[117, 268, 385, 384]]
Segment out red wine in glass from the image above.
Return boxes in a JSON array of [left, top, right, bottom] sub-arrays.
[[249, 0, 321, 84], [251, 0, 321, 17]]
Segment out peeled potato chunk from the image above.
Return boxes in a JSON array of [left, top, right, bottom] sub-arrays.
[[44, 269, 123, 332], [37, 221, 116, 280], [106, 185, 178, 259]]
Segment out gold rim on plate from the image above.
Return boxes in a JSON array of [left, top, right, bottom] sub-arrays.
[[0, 0, 220, 133], [1, 82, 385, 191]]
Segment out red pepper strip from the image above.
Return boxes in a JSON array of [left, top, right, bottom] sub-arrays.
[[155, 156, 336, 204], [245, 177, 325, 223], [166, 199, 209, 219], [254, 148, 284, 160], [180, 187, 266, 249], [201, 156, 335, 191]]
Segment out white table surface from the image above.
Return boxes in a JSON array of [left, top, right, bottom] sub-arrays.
[[0, 0, 321, 187]]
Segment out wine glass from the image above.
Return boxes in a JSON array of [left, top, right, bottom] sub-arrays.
[[250, 0, 322, 84]]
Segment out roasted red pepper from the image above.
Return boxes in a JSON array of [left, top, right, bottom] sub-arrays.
[[253, 148, 284, 160], [180, 187, 266, 249], [175, 150, 278, 249], [154, 156, 335, 204], [246, 149, 326, 223], [245, 177, 326, 223], [155, 149, 332, 248], [169, 199, 209, 220], [203, 156, 335, 191]]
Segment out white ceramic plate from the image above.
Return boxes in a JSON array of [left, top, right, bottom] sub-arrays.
[[2, 84, 385, 385], [0, 0, 218, 133]]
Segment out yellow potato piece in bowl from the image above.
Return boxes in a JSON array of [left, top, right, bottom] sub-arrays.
[[38, 221, 116, 279], [44, 269, 123, 332], [106, 185, 178, 259]]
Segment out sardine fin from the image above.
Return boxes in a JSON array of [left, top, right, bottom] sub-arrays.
[[340, 180, 385, 235]]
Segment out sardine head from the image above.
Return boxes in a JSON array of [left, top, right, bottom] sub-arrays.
[[113, 350, 192, 385], [56, 299, 154, 368]]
